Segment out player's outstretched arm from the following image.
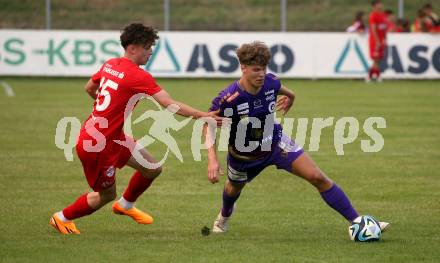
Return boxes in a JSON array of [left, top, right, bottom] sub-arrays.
[[152, 90, 223, 125], [84, 78, 99, 99], [276, 85, 295, 115], [203, 123, 222, 184]]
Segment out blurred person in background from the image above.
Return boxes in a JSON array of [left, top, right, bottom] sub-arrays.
[[412, 9, 429, 32], [385, 9, 397, 32], [346, 11, 367, 33], [396, 18, 410, 32], [422, 3, 440, 32], [367, 0, 388, 82]]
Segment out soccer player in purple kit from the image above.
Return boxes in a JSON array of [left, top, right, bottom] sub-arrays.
[[205, 41, 390, 236]]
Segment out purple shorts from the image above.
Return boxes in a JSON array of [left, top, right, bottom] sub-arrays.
[[227, 134, 304, 183]]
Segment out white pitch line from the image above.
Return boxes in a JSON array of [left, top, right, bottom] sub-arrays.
[[1, 81, 15, 97]]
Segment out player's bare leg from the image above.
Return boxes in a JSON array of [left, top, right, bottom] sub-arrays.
[[112, 147, 161, 224], [213, 180, 245, 233], [88, 183, 118, 209]]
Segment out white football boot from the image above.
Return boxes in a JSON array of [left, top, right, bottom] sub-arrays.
[[379, 221, 390, 233], [212, 212, 230, 233]]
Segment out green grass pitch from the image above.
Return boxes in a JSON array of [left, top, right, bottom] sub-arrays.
[[0, 77, 439, 262]]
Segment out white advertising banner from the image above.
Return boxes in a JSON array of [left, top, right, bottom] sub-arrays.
[[0, 30, 439, 78]]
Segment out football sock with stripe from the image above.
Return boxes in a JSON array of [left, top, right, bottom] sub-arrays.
[[320, 184, 359, 222]]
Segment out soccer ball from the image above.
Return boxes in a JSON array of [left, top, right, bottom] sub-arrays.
[[348, 215, 381, 242]]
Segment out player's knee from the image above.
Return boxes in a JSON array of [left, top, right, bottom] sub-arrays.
[[100, 190, 117, 203], [226, 180, 246, 195], [140, 166, 162, 179], [306, 169, 328, 187], [149, 166, 162, 178]]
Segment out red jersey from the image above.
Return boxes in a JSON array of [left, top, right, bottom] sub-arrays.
[[80, 57, 161, 147], [369, 11, 387, 42]]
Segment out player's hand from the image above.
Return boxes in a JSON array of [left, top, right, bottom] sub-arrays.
[[206, 110, 230, 128], [207, 159, 223, 184], [276, 95, 294, 115]]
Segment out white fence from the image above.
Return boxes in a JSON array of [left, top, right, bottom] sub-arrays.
[[1, 30, 439, 79]]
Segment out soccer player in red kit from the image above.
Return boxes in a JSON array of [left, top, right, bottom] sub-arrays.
[[50, 23, 221, 234], [368, 0, 388, 82]]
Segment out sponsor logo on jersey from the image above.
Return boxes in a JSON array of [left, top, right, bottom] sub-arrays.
[[103, 66, 124, 79], [378, 23, 387, 30], [237, 102, 249, 115], [226, 91, 239, 102], [268, 101, 276, 113], [264, 89, 274, 95], [253, 99, 262, 109], [265, 94, 275, 101], [237, 102, 249, 110], [238, 109, 249, 115]]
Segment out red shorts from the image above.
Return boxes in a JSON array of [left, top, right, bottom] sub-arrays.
[[76, 133, 136, 192], [369, 41, 386, 60]]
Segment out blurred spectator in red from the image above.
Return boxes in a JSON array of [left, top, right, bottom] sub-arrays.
[[412, 9, 429, 32], [346, 11, 367, 33], [367, 0, 387, 82], [395, 18, 410, 32], [422, 3, 440, 32], [385, 9, 397, 32]]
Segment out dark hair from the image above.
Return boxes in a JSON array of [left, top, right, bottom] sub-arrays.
[[120, 23, 159, 50], [385, 9, 394, 15], [355, 11, 365, 21], [397, 18, 410, 32], [423, 3, 432, 10], [236, 41, 271, 66], [371, 0, 381, 6]]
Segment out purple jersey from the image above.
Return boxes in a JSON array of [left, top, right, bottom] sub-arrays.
[[209, 73, 283, 161]]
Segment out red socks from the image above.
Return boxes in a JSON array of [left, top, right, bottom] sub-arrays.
[[62, 171, 153, 220], [369, 67, 381, 79], [122, 171, 154, 202], [63, 193, 96, 220]]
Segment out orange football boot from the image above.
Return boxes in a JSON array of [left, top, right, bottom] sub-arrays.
[[49, 213, 80, 234], [112, 202, 153, 224]]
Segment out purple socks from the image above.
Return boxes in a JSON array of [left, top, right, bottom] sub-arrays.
[[320, 184, 359, 221], [221, 189, 241, 217], [220, 184, 358, 221]]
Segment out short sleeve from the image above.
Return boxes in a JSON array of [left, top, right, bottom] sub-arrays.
[[266, 73, 282, 93], [208, 89, 231, 116], [132, 71, 162, 96], [91, 69, 102, 83]]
